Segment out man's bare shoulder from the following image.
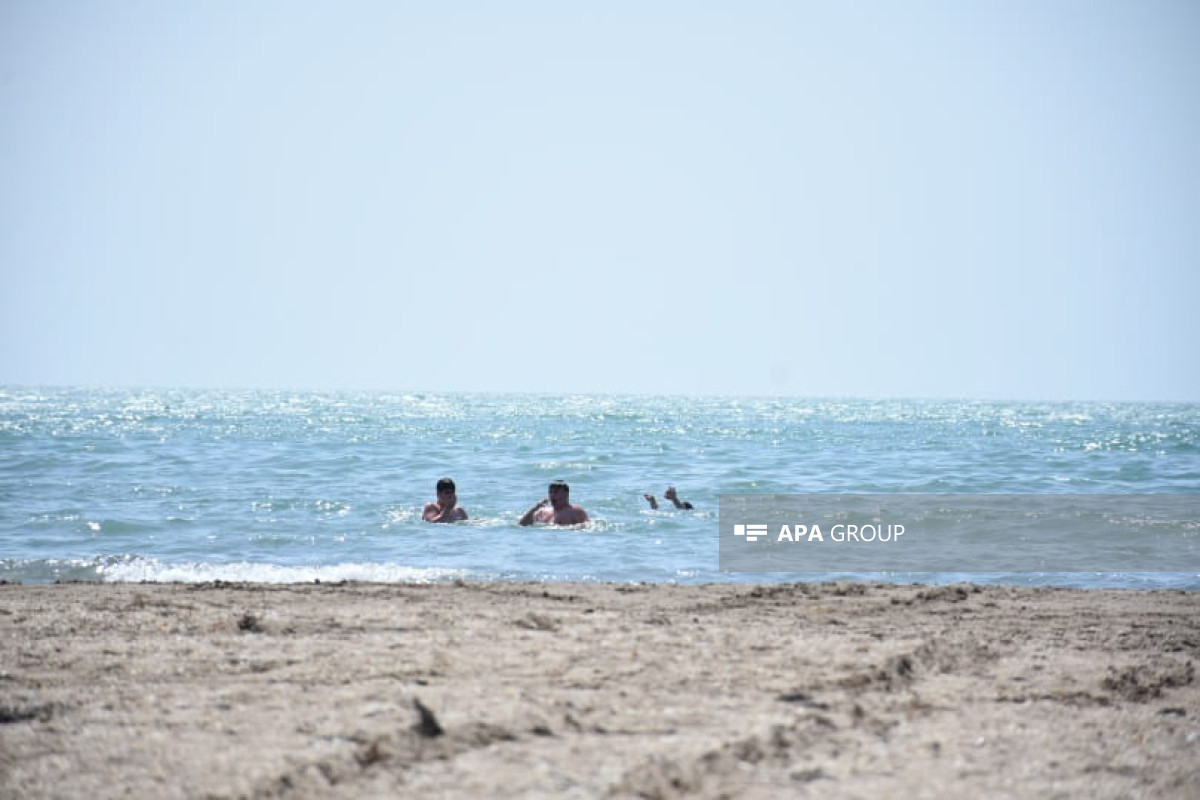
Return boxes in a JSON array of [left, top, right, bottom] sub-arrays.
[[558, 505, 589, 525]]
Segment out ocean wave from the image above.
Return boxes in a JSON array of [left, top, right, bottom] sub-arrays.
[[0, 556, 469, 585]]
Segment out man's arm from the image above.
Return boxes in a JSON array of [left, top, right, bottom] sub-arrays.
[[424, 502, 465, 523], [664, 487, 694, 509], [519, 498, 549, 526]]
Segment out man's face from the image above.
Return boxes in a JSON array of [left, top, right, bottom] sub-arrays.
[[437, 488, 456, 507], [548, 485, 568, 509]]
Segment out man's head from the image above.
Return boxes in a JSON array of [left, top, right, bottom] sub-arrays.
[[548, 479, 569, 509], [436, 477, 457, 505]]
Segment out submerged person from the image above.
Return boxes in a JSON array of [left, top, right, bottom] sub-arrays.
[[519, 479, 590, 526], [423, 477, 468, 523], [644, 486, 694, 510]]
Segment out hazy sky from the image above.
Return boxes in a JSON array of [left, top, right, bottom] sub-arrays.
[[2, 1, 1197, 400]]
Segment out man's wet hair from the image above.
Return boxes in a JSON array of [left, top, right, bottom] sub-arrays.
[[548, 479, 569, 493], [436, 477, 456, 493]]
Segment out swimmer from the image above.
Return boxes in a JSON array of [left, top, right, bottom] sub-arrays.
[[423, 477, 468, 523], [520, 479, 590, 526], [644, 486, 694, 510]]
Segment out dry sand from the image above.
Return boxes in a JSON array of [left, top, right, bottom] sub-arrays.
[[1, 581, 1197, 799]]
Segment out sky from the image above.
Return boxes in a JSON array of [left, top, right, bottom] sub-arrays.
[[2, 1, 1198, 401]]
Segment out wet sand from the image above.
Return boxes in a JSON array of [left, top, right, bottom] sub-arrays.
[[2, 581, 1198, 798]]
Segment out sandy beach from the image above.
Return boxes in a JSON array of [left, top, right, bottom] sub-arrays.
[[2, 581, 1197, 798]]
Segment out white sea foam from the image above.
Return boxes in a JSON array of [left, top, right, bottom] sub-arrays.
[[95, 558, 468, 584]]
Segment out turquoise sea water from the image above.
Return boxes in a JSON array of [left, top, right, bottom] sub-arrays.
[[2, 387, 1198, 588]]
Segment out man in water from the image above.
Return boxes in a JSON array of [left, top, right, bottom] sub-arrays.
[[644, 486, 695, 510], [519, 479, 590, 526], [423, 477, 468, 522]]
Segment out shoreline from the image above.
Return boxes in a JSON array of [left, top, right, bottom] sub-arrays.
[[3, 581, 1198, 798], [7, 568, 1200, 592]]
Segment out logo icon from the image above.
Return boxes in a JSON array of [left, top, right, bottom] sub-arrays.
[[733, 524, 769, 542]]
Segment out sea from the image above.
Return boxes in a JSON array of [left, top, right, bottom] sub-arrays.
[[2, 387, 1198, 589]]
